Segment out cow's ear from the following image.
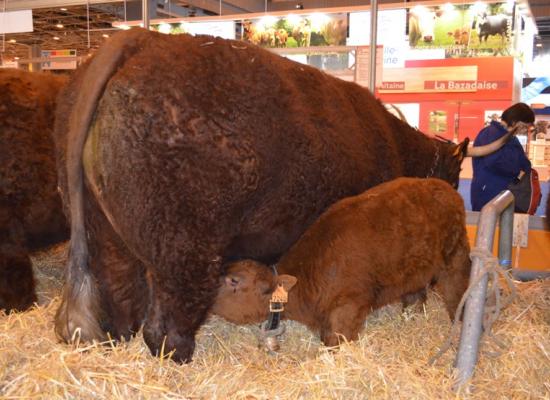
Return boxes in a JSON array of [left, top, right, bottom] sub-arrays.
[[277, 274, 297, 292], [453, 138, 469, 161]]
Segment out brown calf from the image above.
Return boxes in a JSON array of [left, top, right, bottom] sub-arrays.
[[213, 178, 471, 346]]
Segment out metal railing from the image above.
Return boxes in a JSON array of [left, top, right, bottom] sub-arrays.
[[454, 190, 514, 390]]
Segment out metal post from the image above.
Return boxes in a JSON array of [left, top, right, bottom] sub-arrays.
[[455, 190, 514, 390], [86, 1, 91, 49], [368, 0, 378, 92], [142, 0, 150, 30], [497, 204, 514, 269], [29, 44, 41, 72]]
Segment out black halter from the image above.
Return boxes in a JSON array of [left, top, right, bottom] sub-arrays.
[[260, 264, 287, 336]]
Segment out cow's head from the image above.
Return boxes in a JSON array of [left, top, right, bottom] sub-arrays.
[[212, 260, 297, 324], [434, 128, 514, 189], [410, 7, 437, 43], [431, 139, 469, 189]]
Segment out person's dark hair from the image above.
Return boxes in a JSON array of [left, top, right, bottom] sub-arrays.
[[501, 102, 535, 126]]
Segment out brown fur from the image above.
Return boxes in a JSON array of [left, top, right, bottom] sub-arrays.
[[0, 69, 68, 312], [55, 29, 475, 362], [213, 178, 471, 347]]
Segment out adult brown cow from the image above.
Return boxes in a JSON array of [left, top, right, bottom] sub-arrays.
[[54, 28, 508, 362], [213, 178, 471, 347], [0, 69, 68, 312]]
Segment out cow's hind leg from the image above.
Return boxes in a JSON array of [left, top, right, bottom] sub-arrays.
[[143, 251, 222, 363], [88, 223, 149, 340], [55, 197, 147, 344], [0, 243, 36, 312], [0, 211, 37, 312]]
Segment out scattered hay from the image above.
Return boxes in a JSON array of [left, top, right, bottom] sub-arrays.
[[0, 245, 548, 399], [30, 242, 68, 304]]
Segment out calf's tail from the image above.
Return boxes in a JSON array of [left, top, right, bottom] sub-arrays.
[[55, 28, 152, 343]]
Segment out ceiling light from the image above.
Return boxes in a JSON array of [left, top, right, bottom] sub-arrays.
[[14, 57, 20, 60], [536, 43, 542, 47], [102, 34, 109, 38], [53, 36, 60, 40], [442, 3, 455, 13], [60, 7, 67, 11], [56, 24, 64, 28], [8, 39, 16, 43]]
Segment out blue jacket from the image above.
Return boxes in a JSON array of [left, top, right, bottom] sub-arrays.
[[471, 120, 531, 211]]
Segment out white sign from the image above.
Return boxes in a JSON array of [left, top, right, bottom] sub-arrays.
[[512, 214, 529, 248], [0, 10, 33, 34], [348, 10, 407, 46], [382, 45, 405, 69], [406, 48, 446, 61], [41, 49, 77, 70], [0, 61, 19, 69], [183, 21, 235, 40], [349, 10, 407, 69], [354, 45, 383, 89]]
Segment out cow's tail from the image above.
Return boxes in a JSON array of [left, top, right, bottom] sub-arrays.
[[55, 28, 152, 344]]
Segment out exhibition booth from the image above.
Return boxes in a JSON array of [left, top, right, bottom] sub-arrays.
[[112, 0, 537, 145]]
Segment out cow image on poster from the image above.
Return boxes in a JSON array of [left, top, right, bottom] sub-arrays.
[[448, 28, 470, 46], [408, 7, 441, 46], [0, 69, 69, 312], [213, 178, 471, 347], [473, 13, 509, 44], [53, 28, 511, 362]]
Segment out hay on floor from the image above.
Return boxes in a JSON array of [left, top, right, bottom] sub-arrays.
[[0, 243, 548, 399]]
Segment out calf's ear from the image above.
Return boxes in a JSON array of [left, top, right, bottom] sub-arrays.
[[277, 274, 297, 292]]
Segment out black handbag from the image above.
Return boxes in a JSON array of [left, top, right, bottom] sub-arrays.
[[507, 169, 542, 215]]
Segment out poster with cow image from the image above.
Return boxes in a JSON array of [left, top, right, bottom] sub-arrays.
[[408, 2, 513, 54], [242, 13, 347, 48]]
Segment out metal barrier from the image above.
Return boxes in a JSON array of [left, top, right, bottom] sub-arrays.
[[454, 190, 514, 390]]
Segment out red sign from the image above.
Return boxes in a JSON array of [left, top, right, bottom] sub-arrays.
[[424, 80, 509, 91], [380, 81, 405, 90], [378, 57, 515, 102]]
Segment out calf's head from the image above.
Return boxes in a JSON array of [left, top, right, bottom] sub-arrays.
[[212, 260, 297, 324]]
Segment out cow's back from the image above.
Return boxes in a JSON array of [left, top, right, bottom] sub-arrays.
[[72, 32, 409, 265]]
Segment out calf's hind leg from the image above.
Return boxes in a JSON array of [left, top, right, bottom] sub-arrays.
[[143, 249, 222, 363]]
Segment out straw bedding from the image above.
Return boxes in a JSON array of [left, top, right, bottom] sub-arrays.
[[1, 242, 548, 399]]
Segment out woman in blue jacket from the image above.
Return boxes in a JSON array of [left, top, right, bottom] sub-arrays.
[[471, 103, 535, 211]]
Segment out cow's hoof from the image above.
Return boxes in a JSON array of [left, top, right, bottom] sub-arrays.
[[143, 324, 195, 363]]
